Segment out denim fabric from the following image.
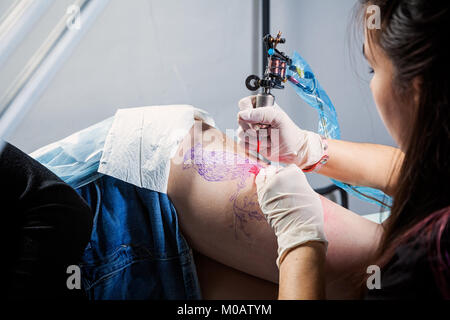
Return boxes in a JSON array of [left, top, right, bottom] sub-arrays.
[[76, 175, 201, 300]]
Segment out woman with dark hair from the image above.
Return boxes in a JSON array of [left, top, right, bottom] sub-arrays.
[[238, 0, 449, 299]]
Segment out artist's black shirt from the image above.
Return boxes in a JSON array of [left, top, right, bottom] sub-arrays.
[[365, 220, 449, 300], [1, 142, 92, 299]]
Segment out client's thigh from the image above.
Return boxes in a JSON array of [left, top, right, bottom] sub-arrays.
[[167, 121, 382, 298], [168, 121, 277, 281]]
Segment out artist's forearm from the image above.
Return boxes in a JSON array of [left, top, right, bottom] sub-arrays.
[[318, 139, 403, 196], [278, 242, 327, 300]]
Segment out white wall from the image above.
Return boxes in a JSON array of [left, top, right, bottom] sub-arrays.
[[1, 0, 394, 214], [1, 0, 258, 149]]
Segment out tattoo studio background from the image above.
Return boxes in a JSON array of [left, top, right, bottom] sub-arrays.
[[1, 0, 395, 214]]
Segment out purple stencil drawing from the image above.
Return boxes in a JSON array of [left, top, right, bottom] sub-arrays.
[[183, 143, 264, 237]]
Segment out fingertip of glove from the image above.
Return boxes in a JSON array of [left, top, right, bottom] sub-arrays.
[[238, 96, 256, 111], [238, 109, 252, 121], [254, 167, 267, 186]]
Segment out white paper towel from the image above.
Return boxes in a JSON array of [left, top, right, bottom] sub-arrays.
[[98, 105, 215, 193]]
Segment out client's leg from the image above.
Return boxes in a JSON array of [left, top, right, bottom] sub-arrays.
[[194, 251, 278, 300], [167, 121, 382, 299]]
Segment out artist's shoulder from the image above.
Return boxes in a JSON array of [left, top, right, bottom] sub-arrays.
[[398, 206, 450, 298], [366, 207, 449, 300]]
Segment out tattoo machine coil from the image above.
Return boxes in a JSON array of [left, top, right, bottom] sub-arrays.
[[245, 31, 291, 114]]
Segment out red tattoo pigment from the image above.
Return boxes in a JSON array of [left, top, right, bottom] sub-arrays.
[[248, 165, 261, 176]]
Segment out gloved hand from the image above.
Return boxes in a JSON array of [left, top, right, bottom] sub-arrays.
[[237, 96, 326, 169], [255, 164, 327, 267]]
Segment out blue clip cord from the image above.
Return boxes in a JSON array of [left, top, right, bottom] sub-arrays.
[[287, 51, 392, 208]]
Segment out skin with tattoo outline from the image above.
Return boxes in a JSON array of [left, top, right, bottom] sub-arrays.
[[168, 121, 382, 298], [182, 143, 264, 238]]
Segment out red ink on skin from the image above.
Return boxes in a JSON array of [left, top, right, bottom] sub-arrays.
[[183, 143, 265, 237], [320, 196, 330, 223], [248, 165, 261, 176]]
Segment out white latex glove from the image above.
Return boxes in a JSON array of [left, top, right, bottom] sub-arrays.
[[237, 96, 326, 169], [255, 164, 327, 267]]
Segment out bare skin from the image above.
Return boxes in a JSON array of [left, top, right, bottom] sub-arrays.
[[194, 251, 278, 300], [279, 242, 327, 299], [318, 140, 404, 197], [167, 121, 382, 299]]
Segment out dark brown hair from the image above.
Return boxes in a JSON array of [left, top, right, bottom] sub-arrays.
[[356, 0, 450, 297]]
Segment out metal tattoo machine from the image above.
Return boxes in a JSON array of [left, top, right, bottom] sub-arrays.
[[245, 31, 291, 112], [244, 31, 393, 208]]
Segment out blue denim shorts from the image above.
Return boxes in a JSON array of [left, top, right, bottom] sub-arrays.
[[76, 175, 201, 300]]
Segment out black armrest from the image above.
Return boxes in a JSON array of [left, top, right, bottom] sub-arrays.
[[314, 184, 349, 209]]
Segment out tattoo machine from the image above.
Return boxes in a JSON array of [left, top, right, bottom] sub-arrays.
[[244, 32, 393, 207], [245, 31, 291, 129]]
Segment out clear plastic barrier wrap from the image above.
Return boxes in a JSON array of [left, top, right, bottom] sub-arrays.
[[30, 117, 114, 189]]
